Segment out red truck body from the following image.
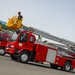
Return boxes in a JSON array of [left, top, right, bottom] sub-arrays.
[[0, 33, 10, 55], [5, 30, 75, 71]]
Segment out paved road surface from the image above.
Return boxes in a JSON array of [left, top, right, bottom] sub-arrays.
[[0, 56, 75, 75]]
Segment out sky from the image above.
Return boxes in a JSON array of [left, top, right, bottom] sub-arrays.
[[0, 0, 75, 42]]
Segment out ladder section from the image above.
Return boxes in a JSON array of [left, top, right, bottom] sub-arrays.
[[28, 27, 75, 47]]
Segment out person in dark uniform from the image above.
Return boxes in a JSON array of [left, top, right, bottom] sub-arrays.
[[18, 11, 23, 20]]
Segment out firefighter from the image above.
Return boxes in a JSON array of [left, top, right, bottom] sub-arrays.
[[18, 12, 23, 20], [17, 11, 24, 28]]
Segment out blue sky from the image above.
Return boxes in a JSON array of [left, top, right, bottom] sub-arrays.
[[0, 0, 75, 42]]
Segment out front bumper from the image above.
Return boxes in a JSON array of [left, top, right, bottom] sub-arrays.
[[5, 47, 15, 54]]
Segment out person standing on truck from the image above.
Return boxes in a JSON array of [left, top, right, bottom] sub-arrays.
[[18, 12, 23, 20], [17, 11, 24, 28], [17, 12, 27, 31]]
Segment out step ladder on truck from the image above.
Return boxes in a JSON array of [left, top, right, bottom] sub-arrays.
[[5, 26, 75, 72]]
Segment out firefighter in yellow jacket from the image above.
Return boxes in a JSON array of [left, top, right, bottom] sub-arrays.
[[6, 12, 24, 30]]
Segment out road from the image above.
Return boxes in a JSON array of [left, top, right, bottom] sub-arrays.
[[0, 56, 75, 75]]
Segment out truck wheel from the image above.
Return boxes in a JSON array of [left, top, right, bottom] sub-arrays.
[[18, 51, 29, 63], [62, 62, 72, 71], [50, 64, 58, 69], [10, 55, 17, 61], [0, 48, 5, 56]]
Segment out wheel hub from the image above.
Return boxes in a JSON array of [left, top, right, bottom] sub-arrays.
[[21, 54, 28, 62], [65, 64, 70, 71], [0, 49, 5, 55]]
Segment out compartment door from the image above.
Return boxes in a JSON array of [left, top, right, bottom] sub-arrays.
[[46, 49, 57, 63]]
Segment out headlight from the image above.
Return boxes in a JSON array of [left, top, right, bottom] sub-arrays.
[[11, 45, 14, 48], [6, 48, 8, 49]]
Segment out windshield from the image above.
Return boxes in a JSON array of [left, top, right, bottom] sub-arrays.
[[11, 32, 18, 41], [18, 33, 28, 42]]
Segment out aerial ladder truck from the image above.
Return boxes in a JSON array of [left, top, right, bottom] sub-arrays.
[[0, 11, 75, 71], [5, 26, 75, 71]]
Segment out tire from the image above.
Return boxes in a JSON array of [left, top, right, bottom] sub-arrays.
[[50, 64, 58, 69], [10, 54, 17, 61], [62, 62, 72, 71], [18, 51, 29, 63], [0, 47, 5, 56]]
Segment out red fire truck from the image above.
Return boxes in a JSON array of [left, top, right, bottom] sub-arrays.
[[5, 27, 75, 71], [0, 33, 10, 55]]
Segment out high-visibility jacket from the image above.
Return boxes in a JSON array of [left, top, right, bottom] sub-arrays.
[[6, 16, 24, 30]]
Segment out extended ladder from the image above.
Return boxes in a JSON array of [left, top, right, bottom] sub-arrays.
[[27, 27, 75, 52]]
